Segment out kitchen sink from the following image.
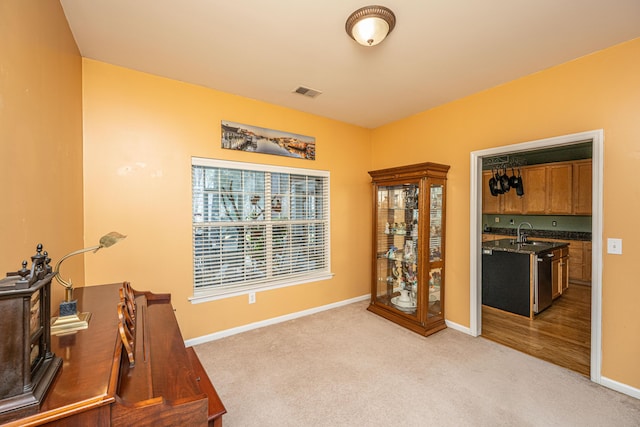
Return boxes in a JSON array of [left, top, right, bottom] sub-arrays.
[[509, 240, 551, 246], [523, 241, 551, 246]]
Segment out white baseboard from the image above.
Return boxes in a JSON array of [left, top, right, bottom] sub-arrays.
[[445, 319, 473, 335], [600, 375, 640, 400], [185, 296, 476, 347], [185, 294, 370, 347]]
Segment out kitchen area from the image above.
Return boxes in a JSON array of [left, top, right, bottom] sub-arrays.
[[480, 142, 592, 375]]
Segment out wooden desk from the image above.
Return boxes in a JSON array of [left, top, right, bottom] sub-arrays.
[[1, 283, 225, 427]]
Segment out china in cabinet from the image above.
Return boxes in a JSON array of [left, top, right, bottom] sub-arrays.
[[368, 162, 449, 336]]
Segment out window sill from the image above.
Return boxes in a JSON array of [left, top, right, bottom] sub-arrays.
[[188, 272, 334, 304]]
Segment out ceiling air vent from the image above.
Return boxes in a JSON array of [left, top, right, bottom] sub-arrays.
[[293, 86, 322, 99]]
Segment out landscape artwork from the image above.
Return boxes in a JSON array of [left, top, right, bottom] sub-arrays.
[[221, 121, 316, 160]]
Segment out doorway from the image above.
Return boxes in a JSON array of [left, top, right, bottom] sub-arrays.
[[469, 130, 603, 383]]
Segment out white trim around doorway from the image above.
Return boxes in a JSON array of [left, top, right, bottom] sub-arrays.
[[469, 129, 603, 385]]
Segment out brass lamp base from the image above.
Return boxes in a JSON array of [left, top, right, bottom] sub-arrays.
[[51, 312, 92, 336]]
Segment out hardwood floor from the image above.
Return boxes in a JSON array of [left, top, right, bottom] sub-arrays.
[[481, 283, 591, 376]]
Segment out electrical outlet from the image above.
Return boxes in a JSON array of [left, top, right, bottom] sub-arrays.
[[494, 217, 500, 223], [248, 292, 256, 304], [552, 221, 557, 227], [509, 219, 514, 225], [607, 238, 622, 255]]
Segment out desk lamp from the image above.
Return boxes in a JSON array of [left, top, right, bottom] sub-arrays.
[[50, 231, 126, 335]]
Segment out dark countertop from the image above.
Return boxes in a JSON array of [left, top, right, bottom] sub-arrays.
[[482, 238, 569, 254], [483, 227, 591, 242]]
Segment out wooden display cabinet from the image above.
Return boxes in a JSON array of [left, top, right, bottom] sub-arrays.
[[368, 162, 449, 336]]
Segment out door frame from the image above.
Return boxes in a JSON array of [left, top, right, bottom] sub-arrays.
[[469, 129, 603, 383]]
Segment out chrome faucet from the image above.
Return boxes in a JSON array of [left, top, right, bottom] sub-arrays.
[[517, 222, 533, 243]]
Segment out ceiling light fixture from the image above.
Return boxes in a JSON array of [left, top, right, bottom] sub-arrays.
[[345, 5, 396, 47]]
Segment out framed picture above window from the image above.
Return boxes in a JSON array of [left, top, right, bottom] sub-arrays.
[[221, 121, 316, 160], [190, 157, 332, 302]]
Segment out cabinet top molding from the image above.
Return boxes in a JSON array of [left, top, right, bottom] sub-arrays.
[[369, 162, 450, 181]]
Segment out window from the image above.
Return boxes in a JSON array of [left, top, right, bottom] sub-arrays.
[[190, 157, 331, 302]]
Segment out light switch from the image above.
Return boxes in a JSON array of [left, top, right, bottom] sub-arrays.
[[607, 238, 622, 255]]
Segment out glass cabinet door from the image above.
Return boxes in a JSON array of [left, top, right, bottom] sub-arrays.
[[428, 183, 444, 319], [375, 183, 419, 318]]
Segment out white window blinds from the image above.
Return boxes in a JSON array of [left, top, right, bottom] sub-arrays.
[[191, 157, 331, 301]]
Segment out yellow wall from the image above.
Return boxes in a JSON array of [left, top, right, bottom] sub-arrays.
[[0, 0, 83, 305], [5, 0, 639, 393], [371, 38, 640, 388], [81, 59, 372, 340]]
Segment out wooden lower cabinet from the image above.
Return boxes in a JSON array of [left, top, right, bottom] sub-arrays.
[[546, 240, 591, 285], [584, 242, 592, 282], [568, 244, 582, 281], [569, 241, 592, 284], [552, 253, 560, 299], [552, 246, 569, 299]]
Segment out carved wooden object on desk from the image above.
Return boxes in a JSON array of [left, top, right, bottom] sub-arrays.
[[0, 245, 61, 424]]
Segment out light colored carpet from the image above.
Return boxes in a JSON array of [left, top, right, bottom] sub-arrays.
[[194, 301, 640, 426]]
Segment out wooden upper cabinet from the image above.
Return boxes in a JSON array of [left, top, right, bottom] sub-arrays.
[[482, 171, 501, 214], [573, 160, 592, 215], [522, 166, 547, 214], [546, 164, 573, 214], [482, 171, 522, 214], [502, 184, 523, 213], [482, 160, 591, 216]]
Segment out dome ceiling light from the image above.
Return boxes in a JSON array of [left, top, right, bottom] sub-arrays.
[[345, 5, 396, 47]]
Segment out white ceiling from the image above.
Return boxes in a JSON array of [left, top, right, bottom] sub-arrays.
[[59, 0, 640, 129]]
